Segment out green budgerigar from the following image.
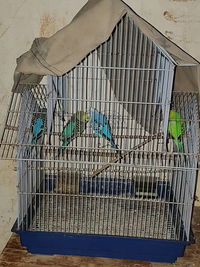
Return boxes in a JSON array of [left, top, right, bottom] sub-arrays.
[[168, 110, 185, 152], [58, 111, 89, 156]]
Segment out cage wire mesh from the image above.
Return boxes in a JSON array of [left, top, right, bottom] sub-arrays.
[[0, 15, 199, 243]]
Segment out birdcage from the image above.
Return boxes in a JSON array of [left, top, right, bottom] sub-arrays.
[[0, 14, 199, 263]]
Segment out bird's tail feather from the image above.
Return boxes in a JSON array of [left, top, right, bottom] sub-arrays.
[[57, 141, 70, 158], [57, 147, 63, 157], [110, 139, 118, 150], [174, 139, 183, 153], [110, 139, 121, 156], [31, 138, 36, 145]]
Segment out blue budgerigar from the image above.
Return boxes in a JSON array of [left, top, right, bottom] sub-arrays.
[[31, 108, 47, 145], [89, 107, 120, 153]]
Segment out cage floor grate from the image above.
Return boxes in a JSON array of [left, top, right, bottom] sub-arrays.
[[29, 195, 177, 240]]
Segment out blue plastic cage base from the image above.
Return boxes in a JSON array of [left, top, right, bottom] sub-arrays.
[[12, 178, 193, 263], [12, 226, 189, 263]]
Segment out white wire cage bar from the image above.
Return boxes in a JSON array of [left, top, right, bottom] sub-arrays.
[[0, 14, 199, 244]]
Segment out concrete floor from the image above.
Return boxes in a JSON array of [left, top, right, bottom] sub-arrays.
[[0, 207, 199, 267]]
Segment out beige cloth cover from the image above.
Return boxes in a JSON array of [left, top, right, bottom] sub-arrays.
[[12, 0, 200, 93]]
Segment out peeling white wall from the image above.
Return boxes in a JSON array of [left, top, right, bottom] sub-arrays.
[[124, 0, 200, 61], [0, 0, 200, 252], [0, 0, 87, 253]]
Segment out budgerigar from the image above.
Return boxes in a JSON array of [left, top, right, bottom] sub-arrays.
[[89, 107, 120, 153], [58, 111, 89, 156], [31, 108, 47, 145], [168, 109, 185, 152]]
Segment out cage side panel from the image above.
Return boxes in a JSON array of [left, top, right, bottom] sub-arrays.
[[170, 93, 199, 241], [0, 93, 22, 159], [17, 89, 46, 230]]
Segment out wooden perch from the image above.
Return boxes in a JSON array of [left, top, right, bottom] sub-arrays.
[[91, 133, 162, 178]]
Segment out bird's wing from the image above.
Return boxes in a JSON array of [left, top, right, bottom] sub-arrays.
[[90, 115, 103, 137], [62, 121, 76, 140], [102, 123, 112, 139], [32, 119, 42, 136], [102, 124, 118, 149], [174, 121, 182, 139], [93, 125, 103, 138], [90, 110, 114, 140], [77, 118, 88, 133], [93, 109, 105, 125]]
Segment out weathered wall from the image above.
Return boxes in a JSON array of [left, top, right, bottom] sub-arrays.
[[0, 0, 199, 252], [125, 0, 200, 61], [0, 0, 87, 253]]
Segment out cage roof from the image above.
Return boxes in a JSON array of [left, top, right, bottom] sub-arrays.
[[12, 0, 200, 93]]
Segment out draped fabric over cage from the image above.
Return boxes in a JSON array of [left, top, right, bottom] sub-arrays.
[[0, 0, 200, 264], [12, 0, 200, 94]]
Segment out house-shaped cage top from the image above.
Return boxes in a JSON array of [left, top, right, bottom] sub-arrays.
[[0, 0, 200, 263]]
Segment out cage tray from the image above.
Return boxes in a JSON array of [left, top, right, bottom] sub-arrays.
[[12, 188, 191, 263], [13, 224, 189, 263]]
